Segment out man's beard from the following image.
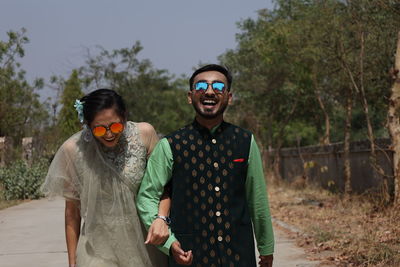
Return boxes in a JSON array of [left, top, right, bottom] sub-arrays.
[[192, 102, 228, 119]]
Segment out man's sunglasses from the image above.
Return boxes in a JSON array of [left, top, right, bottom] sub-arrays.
[[92, 122, 124, 137], [194, 81, 226, 93]]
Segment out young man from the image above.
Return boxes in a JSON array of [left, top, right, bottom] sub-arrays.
[[137, 64, 274, 267]]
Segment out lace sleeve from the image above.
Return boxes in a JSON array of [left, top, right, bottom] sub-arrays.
[[41, 136, 81, 200], [136, 122, 159, 158]]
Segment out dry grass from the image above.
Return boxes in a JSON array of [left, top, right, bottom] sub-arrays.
[[269, 180, 400, 267]]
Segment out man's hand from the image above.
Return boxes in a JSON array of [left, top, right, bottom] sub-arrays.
[[145, 218, 169, 245], [170, 241, 193, 265], [259, 254, 273, 267]]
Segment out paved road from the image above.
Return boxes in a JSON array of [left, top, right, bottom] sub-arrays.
[[0, 198, 65, 267], [0, 198, 323, 267]]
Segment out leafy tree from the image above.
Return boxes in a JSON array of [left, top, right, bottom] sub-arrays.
[[220, 8, 317, 150], [57, 69, 84, 141], [79, 43, 193, 135], [219, 0, 400, 191], [0, 28, 48, 145]]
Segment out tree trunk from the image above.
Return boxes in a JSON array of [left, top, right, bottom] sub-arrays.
[[358, 31, 389, 203], [312, 71, 331, 145], [387, 31, 400, 206], [344, 86, 353, 195], [269, 93, 299, 183], [358, 32, 376, 155], [272, 142, 283, 182], [339, 29, 390, 202]]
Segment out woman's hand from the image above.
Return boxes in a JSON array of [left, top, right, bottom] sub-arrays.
[[145, 217, 169, 245], [65, 200, 81, 266]]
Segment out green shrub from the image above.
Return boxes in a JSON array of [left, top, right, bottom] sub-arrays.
[[0, 159, 49, 200]]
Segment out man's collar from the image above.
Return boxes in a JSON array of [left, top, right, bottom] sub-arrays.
[[192, 118, 227, 135]]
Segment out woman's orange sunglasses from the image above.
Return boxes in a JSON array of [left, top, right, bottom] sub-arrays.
[[92, 122, 124, 137]]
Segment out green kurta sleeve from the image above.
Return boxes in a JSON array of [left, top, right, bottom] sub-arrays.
[[136, 138, 177, 255], [246, 135, 275, 255]]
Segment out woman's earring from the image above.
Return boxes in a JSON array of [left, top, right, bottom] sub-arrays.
[[83, 125, 92, 142]]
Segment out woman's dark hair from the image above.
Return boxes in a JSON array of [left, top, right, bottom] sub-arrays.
[[189, 64, 232, 91], [80, 89, 127, 125]]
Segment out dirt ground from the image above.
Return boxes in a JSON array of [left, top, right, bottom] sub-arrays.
[[268, 181, 400, 267]]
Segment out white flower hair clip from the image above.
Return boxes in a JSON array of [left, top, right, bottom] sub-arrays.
[[73, 99, 85, 123]]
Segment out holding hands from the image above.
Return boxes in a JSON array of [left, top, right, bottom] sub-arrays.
[[171, 241, 193, 265], [145, 216, 271, 267]]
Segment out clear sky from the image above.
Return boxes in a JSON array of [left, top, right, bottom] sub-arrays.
[[1, 0, 274, 97]]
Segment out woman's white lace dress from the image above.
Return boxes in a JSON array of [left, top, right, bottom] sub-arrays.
[[41, 121, 167, 267]]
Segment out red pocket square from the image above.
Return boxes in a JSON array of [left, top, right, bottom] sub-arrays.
[[233, 158, 245, 162]]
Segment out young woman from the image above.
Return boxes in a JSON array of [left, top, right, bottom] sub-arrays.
[[41, 89, 168, 267]]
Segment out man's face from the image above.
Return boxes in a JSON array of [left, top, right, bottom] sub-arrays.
[[188, 70, 232, 119]]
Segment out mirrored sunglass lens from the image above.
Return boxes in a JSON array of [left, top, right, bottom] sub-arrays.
[[110, 123, 124, 133], [195, 82, 208, 91], [212, 82, 225, 91], [93, 126, 106, 136]]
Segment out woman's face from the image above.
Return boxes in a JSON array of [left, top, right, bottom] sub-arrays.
[[90, 108, 125, 148]]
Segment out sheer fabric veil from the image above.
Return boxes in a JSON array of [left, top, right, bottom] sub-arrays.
[[41, 122, 166, 266]]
